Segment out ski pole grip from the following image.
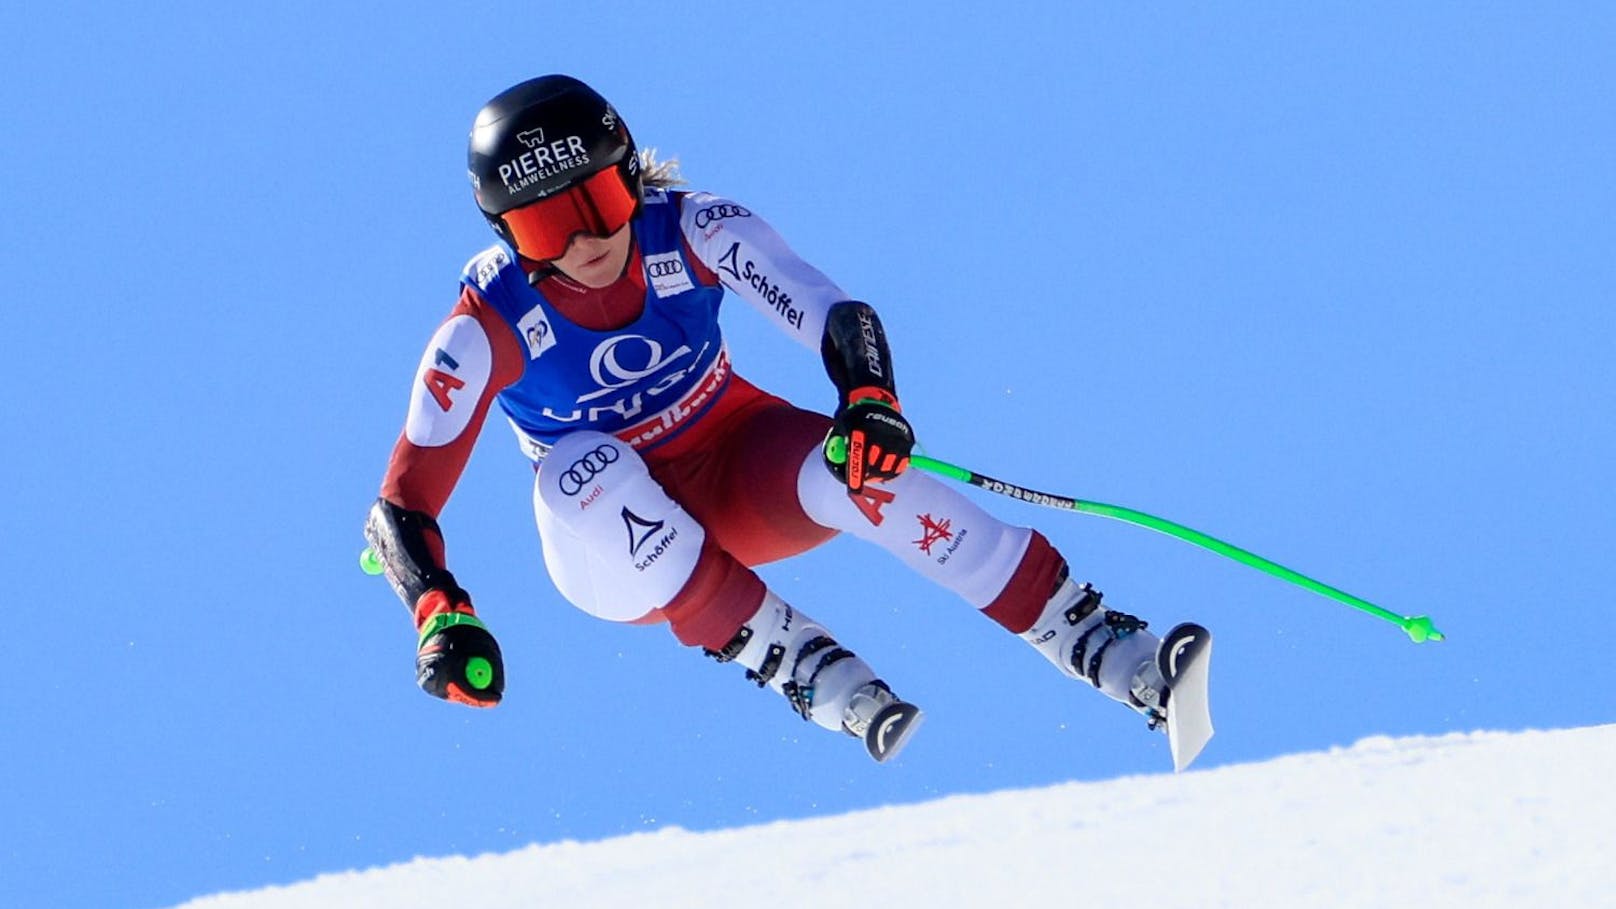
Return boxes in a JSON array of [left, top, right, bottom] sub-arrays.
[[910, 455, 972, 483], [825, 434, 848, 465]]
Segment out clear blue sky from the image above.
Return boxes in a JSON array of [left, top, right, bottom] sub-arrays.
[[5, 4, 1613, 907]]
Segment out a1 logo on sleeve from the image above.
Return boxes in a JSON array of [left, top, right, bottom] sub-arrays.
[[644, 251, 695, 298], [422, 350, 465, 411], [406, 315, 493, 447]]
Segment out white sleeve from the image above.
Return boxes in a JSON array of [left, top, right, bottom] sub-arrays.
[[678, 191, 848, 351]]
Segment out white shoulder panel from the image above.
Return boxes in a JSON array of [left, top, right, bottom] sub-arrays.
[[678, 192, 848, 350], [404, 314, 494, 447]]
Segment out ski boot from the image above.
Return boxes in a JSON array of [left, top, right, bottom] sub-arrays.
[[707, 592, 923, 763], [1021, 573, 1165, 719], [1021, 571, 1215, 770]]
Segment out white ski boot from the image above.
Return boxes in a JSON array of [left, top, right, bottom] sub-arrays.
[[1021, 572, 1215, 770], [1021, 574, 1168, 722], [707, 592, 923, 762]]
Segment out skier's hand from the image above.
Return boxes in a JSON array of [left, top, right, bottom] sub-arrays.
[[824, 389, 915, 493], [413, 589, 505, 708]]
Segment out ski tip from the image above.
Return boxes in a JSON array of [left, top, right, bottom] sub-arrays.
[[1159, 623, 1212, 682], [864, 701, 924, 763], [1159, 623, 1214, 773]]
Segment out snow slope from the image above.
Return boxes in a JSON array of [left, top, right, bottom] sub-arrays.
[[171, 725, 1613, 909]]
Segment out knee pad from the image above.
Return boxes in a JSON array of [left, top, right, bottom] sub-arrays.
[[533, 432, 706, 622]]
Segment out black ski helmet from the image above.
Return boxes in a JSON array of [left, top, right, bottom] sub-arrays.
[[467, 75, 641, 257]]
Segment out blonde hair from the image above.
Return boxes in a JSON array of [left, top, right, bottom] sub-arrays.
[[638, 147, 687, 189]]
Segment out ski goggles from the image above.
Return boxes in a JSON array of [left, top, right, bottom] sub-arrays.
[[498, 166, 640, 262]]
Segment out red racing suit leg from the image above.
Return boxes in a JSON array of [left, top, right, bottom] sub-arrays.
[[635, 376, 836, 650], [638, 374, 1068, 651], [644, 375, 837, 566]]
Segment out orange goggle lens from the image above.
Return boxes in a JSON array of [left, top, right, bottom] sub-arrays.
[[499, 167, 639, 261]]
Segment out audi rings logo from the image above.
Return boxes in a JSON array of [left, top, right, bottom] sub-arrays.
[[693, 203, 751, 230], [646, 258, 685, 279], [557, 445, 620, 496]]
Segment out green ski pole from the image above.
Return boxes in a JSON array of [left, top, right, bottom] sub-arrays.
[[905, 453, 1442, 644]]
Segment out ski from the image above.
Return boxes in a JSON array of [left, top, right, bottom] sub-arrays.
[[1158, 623, 1214, 772], [863, 701, 924, 763]]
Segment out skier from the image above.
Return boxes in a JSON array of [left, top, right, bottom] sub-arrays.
[[364, 74, 1180, 762]]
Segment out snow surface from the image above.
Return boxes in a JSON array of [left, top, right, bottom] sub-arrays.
[[171, 725, 1612, 909]]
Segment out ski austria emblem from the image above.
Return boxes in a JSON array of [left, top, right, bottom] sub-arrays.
[[517, 305, 558, 360]]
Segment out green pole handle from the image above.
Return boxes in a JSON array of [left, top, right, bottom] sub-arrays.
[[910, 455, 1443, 643], [464, 656, 495, 690]]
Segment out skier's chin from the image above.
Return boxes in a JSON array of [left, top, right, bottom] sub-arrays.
[[553, 226, 633, 287], [563, 254, 629, 287]]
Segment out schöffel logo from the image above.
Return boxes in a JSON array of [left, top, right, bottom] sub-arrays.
[[557, 444, 620, 496], [624, 507, 681, 573], [716, 242, 743, 281], [715, 242, 805, 331], [623, 507, 664, 555], [693, 203, 751, 231]]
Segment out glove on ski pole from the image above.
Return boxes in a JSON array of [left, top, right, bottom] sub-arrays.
[[819, 301, 913, 493], [824, 389, 915, 493], [414, 588, 505, 707]]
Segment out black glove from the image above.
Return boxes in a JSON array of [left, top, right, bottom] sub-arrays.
[[824, 390, 915, 493], [819, 301, 913, 493], [414, 589, 505, 707]]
